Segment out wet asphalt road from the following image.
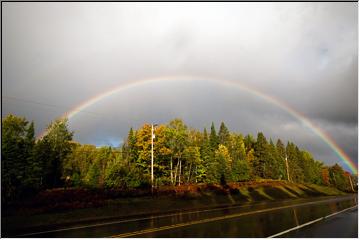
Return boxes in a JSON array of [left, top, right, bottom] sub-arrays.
[[282, 206, 358, 238], [9, 195, 358, 238]]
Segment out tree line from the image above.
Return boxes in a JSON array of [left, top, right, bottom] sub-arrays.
[[2, 114, 357, 203]]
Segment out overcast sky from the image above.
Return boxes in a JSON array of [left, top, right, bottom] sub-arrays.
[[2, 2, 358, 171]]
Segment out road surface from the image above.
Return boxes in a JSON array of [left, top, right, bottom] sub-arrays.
[[281, 206, 358, 238], [10, 195, 357, 238]]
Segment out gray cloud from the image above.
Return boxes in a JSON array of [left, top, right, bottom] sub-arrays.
[[2, 2, 357, 171]]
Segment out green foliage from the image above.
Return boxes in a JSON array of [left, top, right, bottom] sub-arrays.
[[244, 134, 255, 152], [63, 143, 97, 187], [302, 151, 323, 184], [231, 157, 250, 182], [209, 122, 219, 152], [2, 115, 37, 202], [276, 139, 287, 180], [253, 132, 269, 178], [165, 119, 188, 185], [2, 114, 352, 195], [123, 127, 138, 164], [36, 118, 74, 188], [328, 164, 350, 191], [167, 119, 188, 158], [267, 140, 282, 180], [183, 146, 202, 183], [200, 128, 211, 180], [286, 142, 304, 182], [228, 134, 250, 181], [85, 162, 101, 187], [218, 122, 230, 147], [207, 144, 231, 184]]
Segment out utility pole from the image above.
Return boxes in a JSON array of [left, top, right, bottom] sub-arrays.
[[285, 155, 290, 182], [151, 124, 154, 192], [151, 124, 157, 193]]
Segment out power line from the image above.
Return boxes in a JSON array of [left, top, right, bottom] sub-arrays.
[[3, 96, 103, 118]]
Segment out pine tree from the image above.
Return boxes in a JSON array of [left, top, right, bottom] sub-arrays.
[[246, 148, 255, 179], [302, 151, 321, 184], [228, 134, 250, 181], [276, 139, 287, 180], [286, 142, 304, 183], [199, 128, 211, 182], [253, 132, 269, 178], [266, 139, 282, 179], [244, 134, 255, 153], [4, 114, 348, 192], [124, 127, 138, 164], [209, 122, 219, 152], [218, 122, 230, 147]]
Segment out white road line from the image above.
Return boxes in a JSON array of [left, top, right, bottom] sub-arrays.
[[267, 205, 358, 238], [13, 198, 303, 237], [111, 200, 357, 238], [14, 196, 354, 237]]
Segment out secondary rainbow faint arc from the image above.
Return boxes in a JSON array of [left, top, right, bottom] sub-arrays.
[[39, 75, 358, 174]]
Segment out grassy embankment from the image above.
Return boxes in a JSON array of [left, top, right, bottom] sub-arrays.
[[3, 180, 347, 232]]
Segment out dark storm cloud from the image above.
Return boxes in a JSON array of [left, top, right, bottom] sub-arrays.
[[2, 2, 357, 171]]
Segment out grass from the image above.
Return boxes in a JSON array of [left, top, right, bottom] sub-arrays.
[[2, 180, 349, 235]]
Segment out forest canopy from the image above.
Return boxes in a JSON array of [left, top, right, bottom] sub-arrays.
[[1, 114, 356, 203]]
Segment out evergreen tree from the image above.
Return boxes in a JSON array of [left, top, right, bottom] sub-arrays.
[[124, 127, 138, 164], [267, 140, 281, 179], [286, 142, 304, 183], [244, 134, 255, 153], [3, 114, 351, 191], [302, 151, 322, 184], [228, 134, 250, 181], [276, 139, 287, 180], [200, 128, 211, 182], [209, 122, 219, 152], [218, 122, 230, 147], [96, 146, 114, 187], [246, 148, 255, 179], [253, 132, 269, 178]]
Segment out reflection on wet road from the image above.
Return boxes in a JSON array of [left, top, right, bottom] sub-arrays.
[[17, 195, 357, 238], [127, 196, 357, 238], [281, 206, 358, 238]]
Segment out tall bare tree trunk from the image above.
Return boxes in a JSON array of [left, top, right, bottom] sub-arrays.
[[174, 159, 179, 186], [170, 156, 173, 184], [188, 162, 192, 183], [195, 166, 197, 183]]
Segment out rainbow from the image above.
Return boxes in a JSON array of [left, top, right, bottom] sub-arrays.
[[39, 75, 358, 174]]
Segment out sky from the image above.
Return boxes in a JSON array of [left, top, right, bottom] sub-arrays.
[[2, 2, 358, 172]]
